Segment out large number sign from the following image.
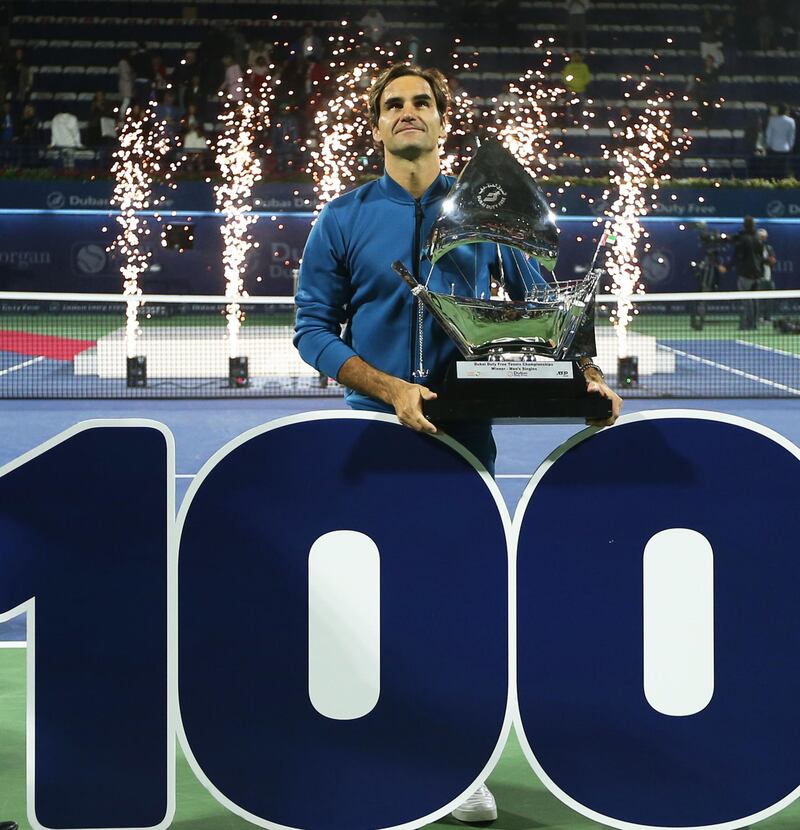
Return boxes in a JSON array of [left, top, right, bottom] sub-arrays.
[[1, 411, 799, 830]]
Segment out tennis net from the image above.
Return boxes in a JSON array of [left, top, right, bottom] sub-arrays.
[[0, 290, 798, 399], [0, 292, 337, 399]]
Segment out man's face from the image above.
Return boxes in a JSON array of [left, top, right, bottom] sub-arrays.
[[372, 75, 444, 161]]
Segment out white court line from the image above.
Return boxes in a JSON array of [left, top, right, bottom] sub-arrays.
[[661, 344, 800, 396], [735, 339, 800, 360], [0, 641, 26, 648], [177, 472, 531, 480], [0, 355, 45, 377]]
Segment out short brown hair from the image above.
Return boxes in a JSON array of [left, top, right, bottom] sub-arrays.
[[367, 64, 450, 127]]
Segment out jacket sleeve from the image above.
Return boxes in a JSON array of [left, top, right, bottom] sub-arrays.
[[293, 204, 358, 380], [500, 246, 547, 300]]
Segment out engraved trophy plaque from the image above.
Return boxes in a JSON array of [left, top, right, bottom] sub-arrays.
[[392, 138, 612, 424]]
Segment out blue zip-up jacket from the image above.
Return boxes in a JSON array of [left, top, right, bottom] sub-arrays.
[[294, 170, 546, 412]]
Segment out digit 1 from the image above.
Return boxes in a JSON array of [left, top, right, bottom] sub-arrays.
[[0, 421, 175, 830]]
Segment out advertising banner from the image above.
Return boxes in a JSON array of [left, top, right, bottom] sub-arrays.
[[0, 213, 797, 294]]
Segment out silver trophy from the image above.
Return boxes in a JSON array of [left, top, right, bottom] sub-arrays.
[[391, 138, 610, 422]]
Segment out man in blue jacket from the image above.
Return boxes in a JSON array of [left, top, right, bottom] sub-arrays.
[[295, 64, 620, 477], [294, 61, 621, 824]]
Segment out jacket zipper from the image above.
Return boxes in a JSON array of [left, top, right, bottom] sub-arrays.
[[410, 198, 424, 380]]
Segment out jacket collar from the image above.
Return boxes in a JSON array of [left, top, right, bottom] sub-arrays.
[[378, 170, 452, 205]]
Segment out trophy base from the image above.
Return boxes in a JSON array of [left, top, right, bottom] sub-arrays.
[[423, 360, 613, 425]]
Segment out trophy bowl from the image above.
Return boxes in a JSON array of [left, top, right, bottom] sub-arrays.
[[392, 138, 611, 424]]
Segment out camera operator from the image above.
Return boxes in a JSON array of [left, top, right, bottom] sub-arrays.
[[757, 227, 777, 321], [733, 216, 767, 330], [690, 222, 728, 330]]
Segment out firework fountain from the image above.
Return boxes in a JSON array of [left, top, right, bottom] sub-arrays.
[[214, 70, 273, 366], [309, 60, 378, 208], [485, 40, 567, 179], [110, 103, 173, 360], [602, 66, 691, 360]]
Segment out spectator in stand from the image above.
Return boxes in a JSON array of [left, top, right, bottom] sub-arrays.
[[305, 57, 326, 97], [1, 100, 14, 149], [180, 106, 208, 171], [247, 39, 272, 69], [86, 91, 115, 146], [688, 54, 719, 124], [303, 57, 327, 133], [756, 0, 774, 50], [0, 44, 7, 103], [699, 11, 725, 68], [181, 102, 202, 133], [564, 0, 590, 50], [18, 102, 40, 166], [183, 74, 206, 122], [272, 103, 300, 172], [249, 55, 271, 97], [360, 7, 387, 45], [156, 90, 182, 139], [220, 54, 244, 102], [18, 103, 38, 142], [300, 26, 323, 62], [765, 103, 796, 179], [172, 49, 199, 106], [733, 215, 766, 330], [181, 125, 208, 169], [151, 55, 168, 92], [7, 47, 32, 105], [130, 42, 153, 105], [117, 52, 133, 116], [275, 51, 305, 107]]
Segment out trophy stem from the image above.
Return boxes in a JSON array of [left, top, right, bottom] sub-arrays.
[[392, 261, 421, 291]]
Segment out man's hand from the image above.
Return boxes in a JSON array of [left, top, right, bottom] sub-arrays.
[[337, 356, 438, 434], [388, 380, 438, 434], [583, 367, 622, 426]]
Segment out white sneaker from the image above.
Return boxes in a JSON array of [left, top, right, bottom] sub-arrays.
[[450, 783, 498, 823]]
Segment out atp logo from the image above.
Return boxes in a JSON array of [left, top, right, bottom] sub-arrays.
[[477, 183, 508, 209]]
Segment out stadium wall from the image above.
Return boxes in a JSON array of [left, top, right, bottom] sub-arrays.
[[1, 182, 798, 294]]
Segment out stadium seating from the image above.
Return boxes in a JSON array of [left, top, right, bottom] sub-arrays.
[[6, 0, 799, 178]]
